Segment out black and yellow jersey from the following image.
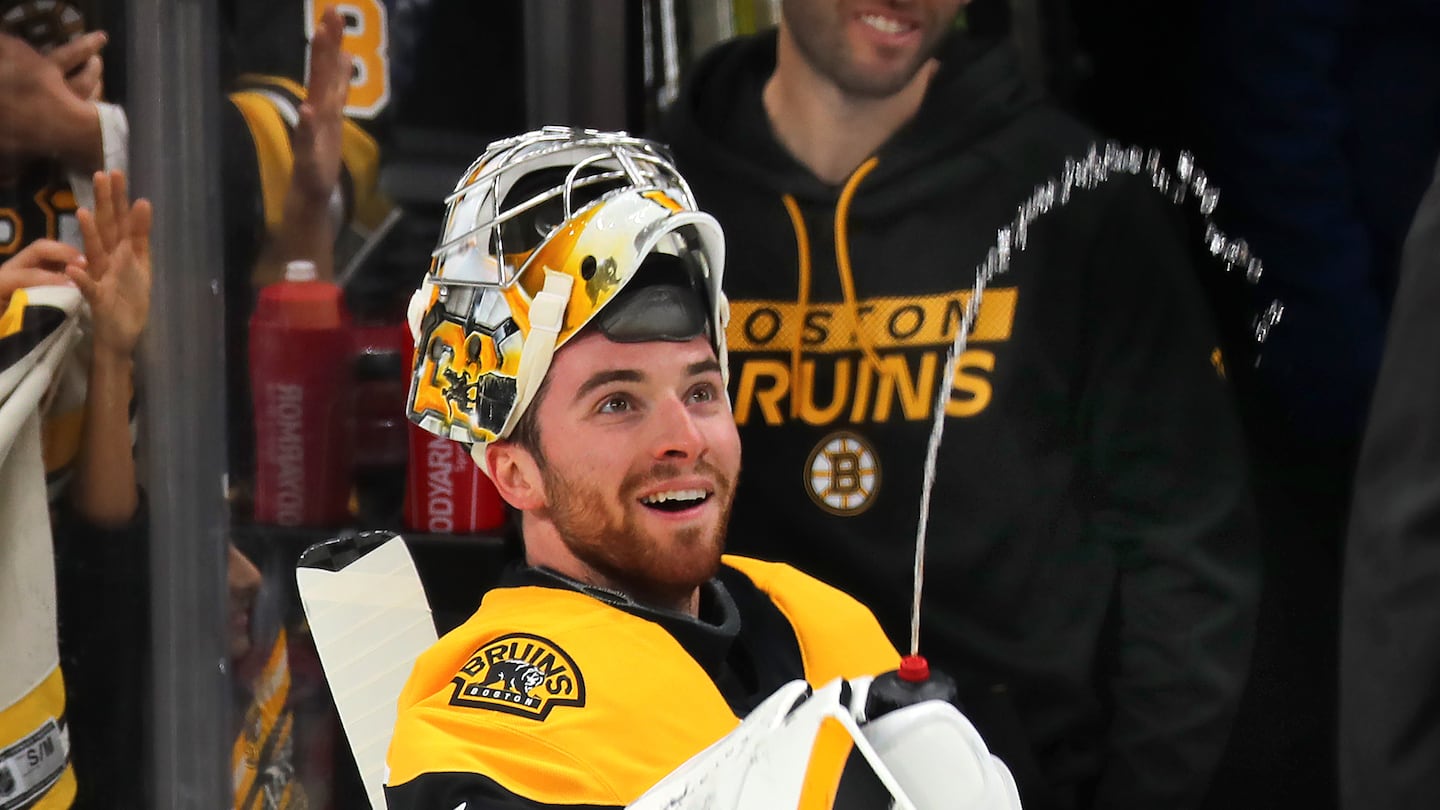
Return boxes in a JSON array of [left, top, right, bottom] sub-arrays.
[[0, 163, 88, 497], [0, 163, 79, 259], [218, 0, 404, 278], [223, 72, 398, 286], [0, 189, 91, 498], [223, 0, 404, 129], [384, 555, 900, 809], [0, 286, 85, 810]]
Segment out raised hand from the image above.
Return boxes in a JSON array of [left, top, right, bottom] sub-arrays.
[[0, 239, 82, 307], [253, 4, 353, 284], [293, 6, 352, 202], [47, 30, 108, 101], [65, 169, 148, 527], [0, 31, 102, 170], [65, 169, 153, 359]]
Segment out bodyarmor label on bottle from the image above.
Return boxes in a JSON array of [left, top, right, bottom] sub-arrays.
[[424, 434, 455, 532], [269, 383, 306, 526]]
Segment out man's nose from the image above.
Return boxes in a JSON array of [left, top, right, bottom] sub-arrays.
[[650, 395, 706, 460]]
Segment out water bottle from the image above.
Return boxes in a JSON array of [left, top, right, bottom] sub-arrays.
[[249, 260, 354, 526], [402, 424, 507, 535], [864, 655, 960, 719]]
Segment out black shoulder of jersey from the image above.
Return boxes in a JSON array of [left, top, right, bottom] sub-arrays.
[[384, 770, 623, 810]]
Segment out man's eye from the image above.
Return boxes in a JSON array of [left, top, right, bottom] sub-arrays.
[[598, 395, 631, 414], [689, 384, 716, 403]]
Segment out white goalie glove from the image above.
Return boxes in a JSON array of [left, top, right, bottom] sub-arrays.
[[627, 674, 1023, 810]]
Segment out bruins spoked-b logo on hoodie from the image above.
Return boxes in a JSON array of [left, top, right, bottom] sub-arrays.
[[662, 27, 1259, 808]]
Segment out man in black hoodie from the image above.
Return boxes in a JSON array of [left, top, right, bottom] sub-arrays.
[[660, 3, 1259, 809]]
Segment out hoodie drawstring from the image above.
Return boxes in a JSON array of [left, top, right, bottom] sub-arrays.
[[780, 157, 884, 420], [780, 194, 812, 419], [835, 157, 884, 374]]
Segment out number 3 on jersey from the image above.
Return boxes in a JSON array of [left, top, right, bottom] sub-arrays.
[[305, 0, 390, 119]]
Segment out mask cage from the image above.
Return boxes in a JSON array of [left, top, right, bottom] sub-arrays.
[[429, 128, 699, 291]]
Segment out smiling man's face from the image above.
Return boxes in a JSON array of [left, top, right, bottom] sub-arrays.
[[512, 331, 740, 608], [780, 0, 965, 98]]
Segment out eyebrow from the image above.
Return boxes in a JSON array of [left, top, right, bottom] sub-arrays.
[[573, 358, 723, 401], [687, 358, 723, 378], [575, 369, 645, 400]]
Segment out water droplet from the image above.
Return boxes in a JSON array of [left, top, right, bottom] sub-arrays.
[[1200, 188, 1220, 216], [1247, 258, 1263, 282], [964, 141, 1281, 351], [1233, 239, 1250, 265], [1178, 152, 1195, 181]]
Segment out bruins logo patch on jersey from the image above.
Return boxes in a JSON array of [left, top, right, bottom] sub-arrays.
[[449, 633, 585, 720]]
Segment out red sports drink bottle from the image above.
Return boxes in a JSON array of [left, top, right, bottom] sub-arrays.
[[403, 424, 507, 534], [250, 260, 355, 526]]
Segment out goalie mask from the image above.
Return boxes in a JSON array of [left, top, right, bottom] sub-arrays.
[[406, 127, 729, 474]]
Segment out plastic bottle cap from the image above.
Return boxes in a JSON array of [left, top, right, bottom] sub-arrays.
[[255, 261, 346, 328], [285, 259, 318, 282], [898, 654, 931, 683]]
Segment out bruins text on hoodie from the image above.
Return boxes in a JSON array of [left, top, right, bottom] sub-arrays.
[[661, 30, 1260, 810]]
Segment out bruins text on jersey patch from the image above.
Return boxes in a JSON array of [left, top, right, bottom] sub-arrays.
[[448, 633, 586, 720]]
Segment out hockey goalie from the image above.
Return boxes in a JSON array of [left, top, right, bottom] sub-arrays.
[[298, 127, 1022, 810]]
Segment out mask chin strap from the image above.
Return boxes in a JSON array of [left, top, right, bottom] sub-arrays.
[[406, 281, 436, 342], [473, 268, 574, 476]]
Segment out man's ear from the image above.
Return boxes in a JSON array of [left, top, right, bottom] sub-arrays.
[[485, 441, 546, 511]]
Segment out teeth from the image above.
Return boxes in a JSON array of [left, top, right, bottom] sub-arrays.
[[861, 14, 908, 34], [642, 489, 708, 505]]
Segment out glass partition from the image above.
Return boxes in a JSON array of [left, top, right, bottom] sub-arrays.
[[5, 0, 748, 805]]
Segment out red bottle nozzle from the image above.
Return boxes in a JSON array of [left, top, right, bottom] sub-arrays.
[[898, 654, 931, 683], [863, 654, 958, 721]]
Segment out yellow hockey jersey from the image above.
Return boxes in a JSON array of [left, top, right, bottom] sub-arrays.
[[385, 555, 900, 808]]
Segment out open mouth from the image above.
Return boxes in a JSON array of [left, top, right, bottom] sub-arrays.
[[640, 488, 712, 513], [858, 12, 917, 36]]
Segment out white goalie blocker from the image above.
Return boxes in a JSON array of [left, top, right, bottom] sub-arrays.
[[628, 676, 1023, 810], [297, 534, 1021, 810]]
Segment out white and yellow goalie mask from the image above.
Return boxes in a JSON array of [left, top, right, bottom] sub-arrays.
[[406, 127, 729, 474]]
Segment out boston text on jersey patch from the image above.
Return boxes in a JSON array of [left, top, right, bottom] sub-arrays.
[[448, 633, 586, 720]]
